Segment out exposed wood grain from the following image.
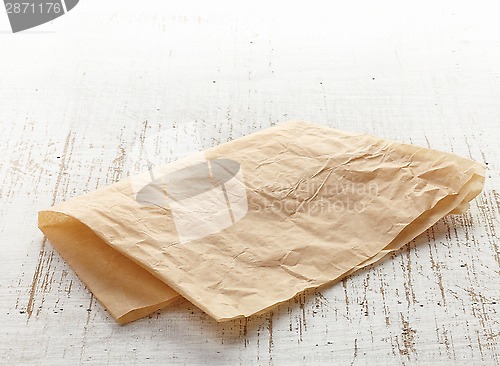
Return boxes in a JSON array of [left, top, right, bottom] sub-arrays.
[[0, 1, 498, 365]]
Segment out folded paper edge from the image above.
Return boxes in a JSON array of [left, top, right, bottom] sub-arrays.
[[38, 211, 182, 324], [205, 169, 486, 321]]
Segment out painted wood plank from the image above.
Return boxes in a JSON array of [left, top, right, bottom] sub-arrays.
[[0, 1, 498, 365]]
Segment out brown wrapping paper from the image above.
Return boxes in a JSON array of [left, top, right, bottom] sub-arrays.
[[38, 121, 486, 323]]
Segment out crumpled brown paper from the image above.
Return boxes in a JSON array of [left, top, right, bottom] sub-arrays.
[[38, 121, 486, 323]]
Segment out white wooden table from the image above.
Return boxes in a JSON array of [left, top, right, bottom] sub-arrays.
[[1, 1, 498, 364]]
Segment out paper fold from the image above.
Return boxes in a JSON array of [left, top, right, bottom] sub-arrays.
[[38, 121, 485, 323]]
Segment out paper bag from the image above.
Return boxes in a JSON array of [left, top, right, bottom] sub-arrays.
[[38, 121, 485, 323]]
